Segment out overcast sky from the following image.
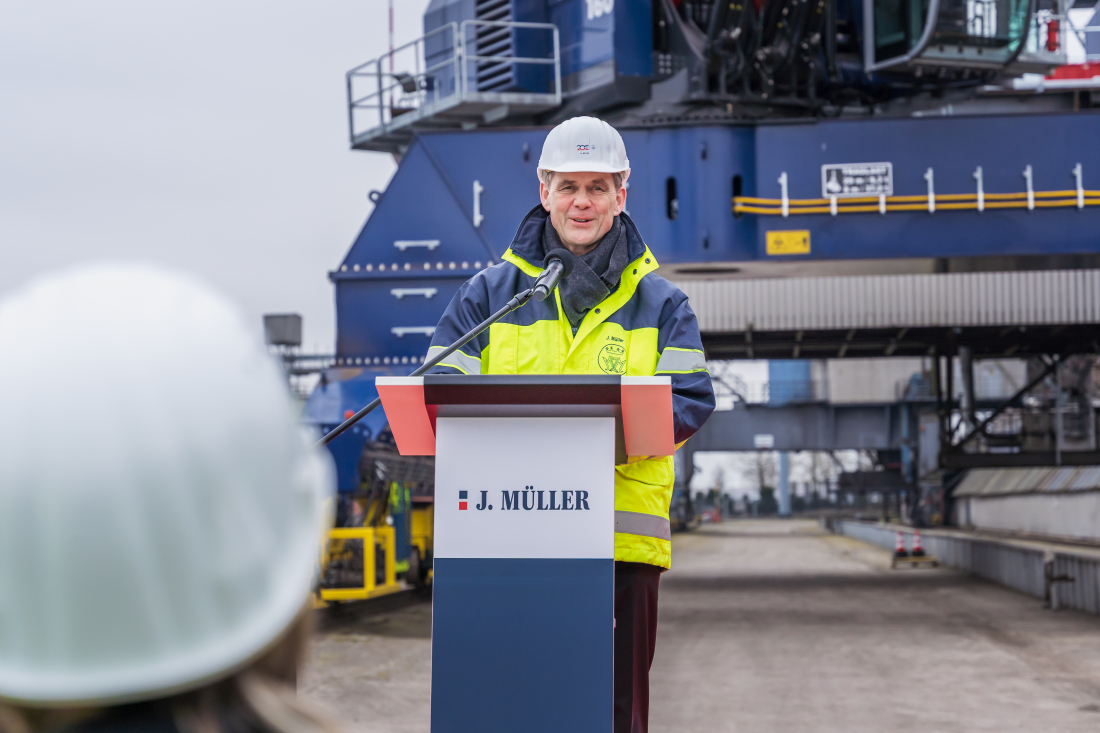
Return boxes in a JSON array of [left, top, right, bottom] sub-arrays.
[[2, 0, 430, 352]]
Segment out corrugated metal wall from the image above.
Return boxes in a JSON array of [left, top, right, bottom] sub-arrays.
[[1052, 553, 1100, 613], [961, 492, 1100, 542], [955, 465, 1100, 497], [826, 357, 925, 403], [676, 269, 1100, 332]]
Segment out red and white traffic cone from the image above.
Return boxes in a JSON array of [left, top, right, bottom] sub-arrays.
[[911, 530, 925, 557], [894, 531, 909, 558]]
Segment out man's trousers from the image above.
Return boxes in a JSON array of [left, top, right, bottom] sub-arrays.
[[614, 561, 662, 733]]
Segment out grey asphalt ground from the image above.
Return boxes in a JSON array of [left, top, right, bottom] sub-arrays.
[[300, 519, 1100, 732]]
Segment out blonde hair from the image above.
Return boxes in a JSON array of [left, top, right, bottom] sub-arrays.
[[0, 606, 340, 733], [539, 169, 625, 191]]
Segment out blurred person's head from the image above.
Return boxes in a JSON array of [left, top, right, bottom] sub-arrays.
[[0, 265, 336, 733]]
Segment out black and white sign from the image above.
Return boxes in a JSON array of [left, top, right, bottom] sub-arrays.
[[435, 416, 615, 560], [821, 162, 893, 198], [753, 434, 774, 449]]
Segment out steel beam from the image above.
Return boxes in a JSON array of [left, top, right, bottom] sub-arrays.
[[688, 403, 905, 452], [941, 451, 1100, 469]]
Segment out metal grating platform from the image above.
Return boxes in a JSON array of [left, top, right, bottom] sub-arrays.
[[346, 20, 561, 154]]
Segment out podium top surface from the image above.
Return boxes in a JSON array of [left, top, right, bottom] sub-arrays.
[[423, 375, 627, 406], [374, 375, 674, 458]]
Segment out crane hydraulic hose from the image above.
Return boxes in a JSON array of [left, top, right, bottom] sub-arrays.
[[734, 189, 1100, 216]]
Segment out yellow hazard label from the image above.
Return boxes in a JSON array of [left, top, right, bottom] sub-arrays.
[[766, 230, 810, 255]]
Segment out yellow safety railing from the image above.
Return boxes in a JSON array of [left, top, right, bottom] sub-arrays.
[[734, 190, 1100, 216]]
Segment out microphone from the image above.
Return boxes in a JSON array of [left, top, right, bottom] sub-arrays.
[[533, 249, 576, 301]]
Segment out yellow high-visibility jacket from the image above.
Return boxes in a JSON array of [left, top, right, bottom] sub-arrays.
[[426, 207, 715, 569]]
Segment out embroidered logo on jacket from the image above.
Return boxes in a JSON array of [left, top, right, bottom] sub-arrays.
[[598, 343, 627, 374]]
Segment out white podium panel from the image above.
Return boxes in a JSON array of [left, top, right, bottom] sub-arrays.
[[434, 416, 615, 560]]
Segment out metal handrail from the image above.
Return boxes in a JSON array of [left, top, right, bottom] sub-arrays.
[[1022, 10, 1068, 58], [1017, 9, 1100, 62], [345, 22, 461, 141], [346, 20, 561, 143], [458, 19, 562, 101], [1068, 17, 1100, 62], [347, 55, 456, 108], [346, 21, 458, 80]]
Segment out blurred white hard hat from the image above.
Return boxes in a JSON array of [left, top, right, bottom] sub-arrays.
[[537, 116, 630, 180], [0, 264, 334, 706]]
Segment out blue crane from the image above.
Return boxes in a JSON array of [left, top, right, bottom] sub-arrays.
[[307, 0, 1100, 512]]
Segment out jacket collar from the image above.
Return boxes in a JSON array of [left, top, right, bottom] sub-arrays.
[[501, 206, 661, 357]]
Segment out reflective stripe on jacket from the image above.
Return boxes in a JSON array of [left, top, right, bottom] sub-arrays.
[[426, 206, 715, 569]]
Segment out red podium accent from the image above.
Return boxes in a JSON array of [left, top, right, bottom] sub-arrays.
[[375, 377, 436, 455], [621, 377, 675, 456]]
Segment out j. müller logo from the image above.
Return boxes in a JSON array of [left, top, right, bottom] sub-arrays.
[[459, 487, 591, 512]]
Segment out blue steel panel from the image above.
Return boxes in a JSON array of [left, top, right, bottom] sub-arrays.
[[332, 114, 1100, 389], [511, 1, 554, 94], [753, 114, 1100, 260], [550, 0, 615, 78], [401, 116, 1100, 269], [424, 0, 475, 98], [341, 139, 497, 269], [768, 360, 813, 405], [415, 127, 760, 265], [419, 129, 547, 252], [614, 0, 654, 77], [431, 558, 614, 733], [425, 0, 475, 32], [336, 277, 465, 359], [336, 134, 508, 360], [623, 126, 759, 264]]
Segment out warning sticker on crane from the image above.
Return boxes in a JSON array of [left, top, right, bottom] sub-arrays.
[[766, 230, 810, 255], [821, 162, 893, 198]]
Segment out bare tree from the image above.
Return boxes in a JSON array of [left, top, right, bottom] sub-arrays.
[[741, 451, 777, 493], [805, 452, 830, 495]]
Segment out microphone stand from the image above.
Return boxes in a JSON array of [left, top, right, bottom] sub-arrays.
[[316, 288, 535, 447]]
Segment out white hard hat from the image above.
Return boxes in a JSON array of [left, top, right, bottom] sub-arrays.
[[0, 264, 334, 706], [537, 116, 630, 180]]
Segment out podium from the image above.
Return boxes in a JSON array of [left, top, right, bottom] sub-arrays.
[[376, 375, 675, 733]]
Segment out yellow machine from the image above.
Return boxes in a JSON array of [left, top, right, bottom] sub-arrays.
[[318, 526, 402, 603], [891, 554, 939, 570], [409, 498, 434, 587], [315, 453, 435, 607]]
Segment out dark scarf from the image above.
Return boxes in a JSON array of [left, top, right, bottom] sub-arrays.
[[542, 216, 630, 329]]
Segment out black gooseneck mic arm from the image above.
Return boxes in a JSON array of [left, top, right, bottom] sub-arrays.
[[316, 249, 576, 447]]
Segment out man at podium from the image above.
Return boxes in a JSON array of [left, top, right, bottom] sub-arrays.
[[426, 116, 715, 733]]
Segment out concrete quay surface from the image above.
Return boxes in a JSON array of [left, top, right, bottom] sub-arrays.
[[300, 519, 1100, 732]]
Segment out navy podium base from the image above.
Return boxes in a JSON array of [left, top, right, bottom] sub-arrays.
[[431, 558, 614, 733]]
